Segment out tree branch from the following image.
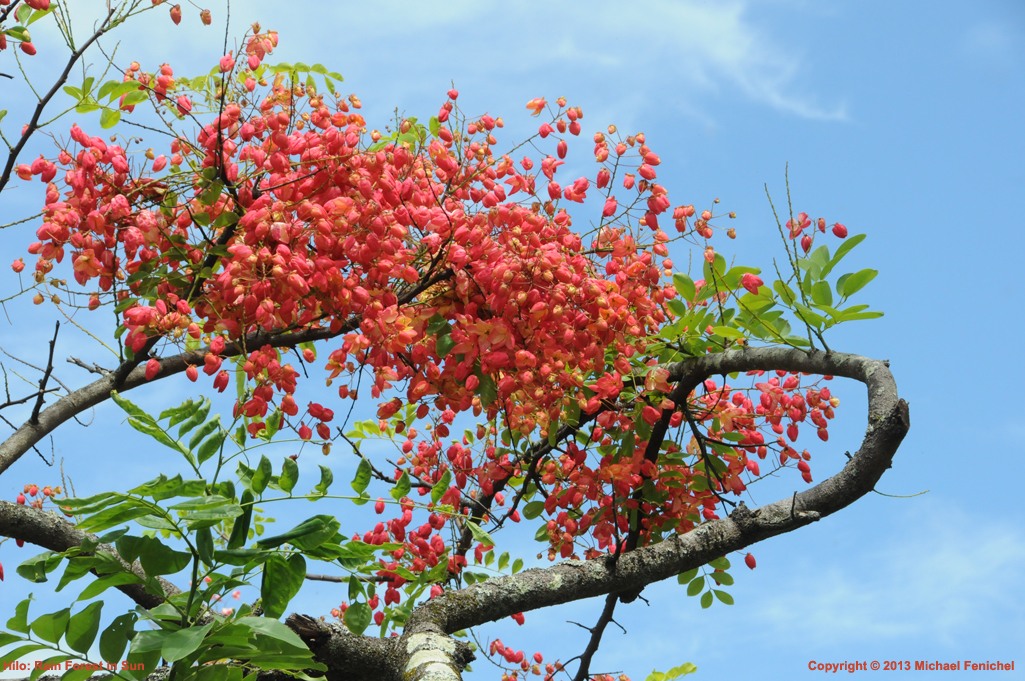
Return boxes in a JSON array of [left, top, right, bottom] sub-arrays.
[[571, 593, 619, 681], [0, 347, 906, 681], [0, 501, 180, 608], [0, 270, 453, 475], [406, 348, 908, 634]]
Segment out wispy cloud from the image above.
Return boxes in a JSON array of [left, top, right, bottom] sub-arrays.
[[240, 0, 846, 123], [748, 504, 1025, 646]]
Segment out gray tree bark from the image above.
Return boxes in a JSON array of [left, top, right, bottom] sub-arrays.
[[0, 348, 908, 681]]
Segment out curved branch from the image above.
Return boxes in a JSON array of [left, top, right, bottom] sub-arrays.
[[406, 348, 908, 633], [0, 348, 905, 681]]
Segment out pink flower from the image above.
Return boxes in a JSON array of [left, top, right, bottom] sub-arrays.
[[213, 370, 229, 392], [219, 55, 235, 73], [832, 222, 848, 238], [176, 95, 192, 115], [145, 358, 161, 381], [602, 197, 618, 217], [741, 273, 764, 295]]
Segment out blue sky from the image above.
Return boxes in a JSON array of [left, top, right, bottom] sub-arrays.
[[1, 0, 1023, 679]]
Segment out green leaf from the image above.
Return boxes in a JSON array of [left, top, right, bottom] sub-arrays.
[[261, 554, 306, 619], [436, 334, 457, 357], [351, 458, 372, 494], [315, 465, 333, 494], [256, 516, 332, 549], [512, 558, 523, 573], [15, 4, 32, 23], [811, 281, 833, 306], [713, 589, 734, 605], [196, 430, 226, 465], [793, 303, 826, 329], [279, 457, 299, 494], [75, 98, 101, 115], [227, 490, 254, 550], [99, 613, 137, 663], [196, 526, 215, 567], [348, 575, 365, 602], [6, 25, 30, 41], [711, 326, 745, 340], [99, 108, 121, 129], [136, 536, 192, 575], [121, 647, 161, 680], [838, 310, 884, 322], [430, 469, 451, 504], [30, 608, 71, 644], [26, 6, 55, 26], [841, 268, 878, 297], [17, 551, 59, 583], [65, 602, 103, 654], [181, 400, 213, 440], [77, 573, 142, 601], [390, 472, 411, 501], [264, 409, 283, 440], [0, 644, 48, 667], [666, 298, 688, 318], [8, 596, 31, 633], [676, 568, 699, 585], [773, 280, 796, 305], [213, 548, 267, 566], [466, 522, 495, 547], [712, 571, 734, 586], [251, 455, 273, 495], [673, 273, 696, 302], [820, 233, 866, 279], [343, 602, 372, 636], [123, 90, 151, 109], [110, 390, 153, 421], [162, 622, 213, 662], [700, 590, 713, 609], [686, 576, 704, 597], [523, 501, 544, 520]]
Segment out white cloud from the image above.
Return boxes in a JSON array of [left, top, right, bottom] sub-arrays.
[[748, 504, 1025, 645], [238, 0, 846, 123]]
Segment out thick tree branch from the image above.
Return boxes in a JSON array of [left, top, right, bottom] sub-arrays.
[[406, 348, 907, 634], [0, 347, 905, 681], [0, 501, 181, 608]]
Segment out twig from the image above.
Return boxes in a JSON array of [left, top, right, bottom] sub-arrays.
[[0, 4, 120, 193], [571, 593, 620, 681], [67, 357, 112, 375], [29, 321, 59, 425]]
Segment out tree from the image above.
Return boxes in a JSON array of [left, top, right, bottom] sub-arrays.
[[0, 3, 909, 681]]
